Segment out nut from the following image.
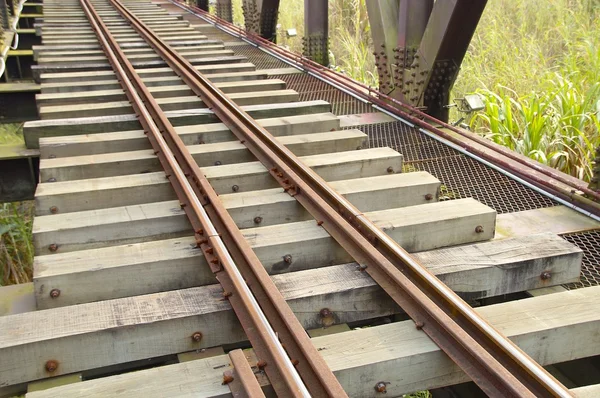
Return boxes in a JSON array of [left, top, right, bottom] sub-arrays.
[[374, 381, 388, 393], [45, 360, 59, 373], [191, 331, 203, 342], [541, 271, 552, 280], [49, 289, 61, 299]]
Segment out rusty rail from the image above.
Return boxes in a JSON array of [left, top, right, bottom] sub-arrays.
[[79, 1, 347, 397], [101, 0, 570, 397], [108, 1, 574, 396], [175, 0, 600, 218]]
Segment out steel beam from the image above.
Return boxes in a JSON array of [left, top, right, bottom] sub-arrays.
[[215, 0, 232, 22], [303, 0, 328, 66], [241, 0, 280, 42], [366, 0, 487, 121], [195, 0, 209, 12]]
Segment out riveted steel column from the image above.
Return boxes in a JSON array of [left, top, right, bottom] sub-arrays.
[[366, 0, 399, 97], [414, 0, 487, 121], [195, 0, 209, 11], [242, 0, 280, 42], [303, 0, 329, 66], [216, 0, 233, 22]]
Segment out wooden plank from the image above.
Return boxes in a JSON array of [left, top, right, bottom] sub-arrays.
[[38, 90, 299, 119], [19, 282, 599, 395], [495, 206, 600, 239], [38, 62, 257, 83], [35, 79, 288, 106], [38, 113, 340, 158], [572, 385, 600, 398], [34, 147, 401, 214], [32, 172, 439, 254], [24, 100, 332, 148], [37, 49, 235, 65], [39, 130, 366, 181], [33, 198, 507, 308]]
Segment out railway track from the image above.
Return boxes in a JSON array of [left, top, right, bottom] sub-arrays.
[[1, 0, 600, 397]]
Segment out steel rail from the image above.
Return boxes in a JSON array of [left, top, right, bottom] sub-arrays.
[[176, 1, 600, 215], [78, 1, 345, 397], [109, 1, 574, 397]]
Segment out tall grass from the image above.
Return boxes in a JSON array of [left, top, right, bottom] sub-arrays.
[[0, 202, 34, 286]]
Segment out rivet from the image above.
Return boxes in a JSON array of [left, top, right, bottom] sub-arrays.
[[541, 271, 552, 280], [191, 331, 203, 342], [45, 360, 59, 373], [48, 243, 58, 252], [257, 360, 267, 369], [49, 206, 58, 214], [475, 225, 484, 233], [49, 289, 60, 298], [222, 374, 234, 385], [374, 381, 388, 393], [232, 185, 239, 192]]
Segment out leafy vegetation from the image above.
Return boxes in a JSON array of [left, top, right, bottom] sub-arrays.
[[0, 201, 34, 286]]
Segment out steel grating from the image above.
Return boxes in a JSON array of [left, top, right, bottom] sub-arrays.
[[271, 73, 376, 116], [350, 121, 559, 214], [229, 44, 290, 69], [562, 229, 600, 290]]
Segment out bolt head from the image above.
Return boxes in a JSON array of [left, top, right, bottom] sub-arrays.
[[253, 216, 263, 224], [48, 243, 58, 252], [541, 271, 552, 280], [374, 381, 387, 393], [45, 360, 59, 373], [319, 308, 332, 318], [214, 160, 222, 166], [49, 206, 58, 214], [475, 225, 484, 233], [231, 185, 239, 192], [191, 331, 203, 342], [386, 166, 394, 174], [283, 254, 293, 264], [49, 289, 61, 298], [47, 177, 57, 183], [424, 193, 433, 201]]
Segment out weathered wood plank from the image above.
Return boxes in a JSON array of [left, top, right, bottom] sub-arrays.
[[39, 130, 366, 181], [34, 147, 401, 214], [38, 90, 299, 119], [20, 282, 598, 396], [32, 173, 439, 254], [32, 229, 577, 309], [24, 100, 332, 148], [36, 79, 286, 106], [39, 113, 340, 158]]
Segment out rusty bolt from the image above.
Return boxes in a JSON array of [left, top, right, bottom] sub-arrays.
[[319, 308, 332, 318], [415, 321, 424, 330], [424, 193, 433, 201], [374, 381, 388, 393], [291, 359, 299, 366], [222, 374, 234, 385], [253, 216, 263, 224], [358, 263, 368, 271], [223, 291, 233, 298], [257, 360, 267, 369], [45, 360, 59, 373], [47, 177, 57, 183], [48, 243, 58, 252], [541, 271, 552, 280], [214, 160, 222, 166], [231, 184, 239, 192], [283, 254, 293, 264], [475, 225, 484, 233], [49, 206, 58, 214], [387, 166, 394, 174], [49, 289, 61, 299], [191, 331, 203, 342]]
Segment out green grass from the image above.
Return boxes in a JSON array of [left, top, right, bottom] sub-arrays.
[[0, 201, 34, 286]]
